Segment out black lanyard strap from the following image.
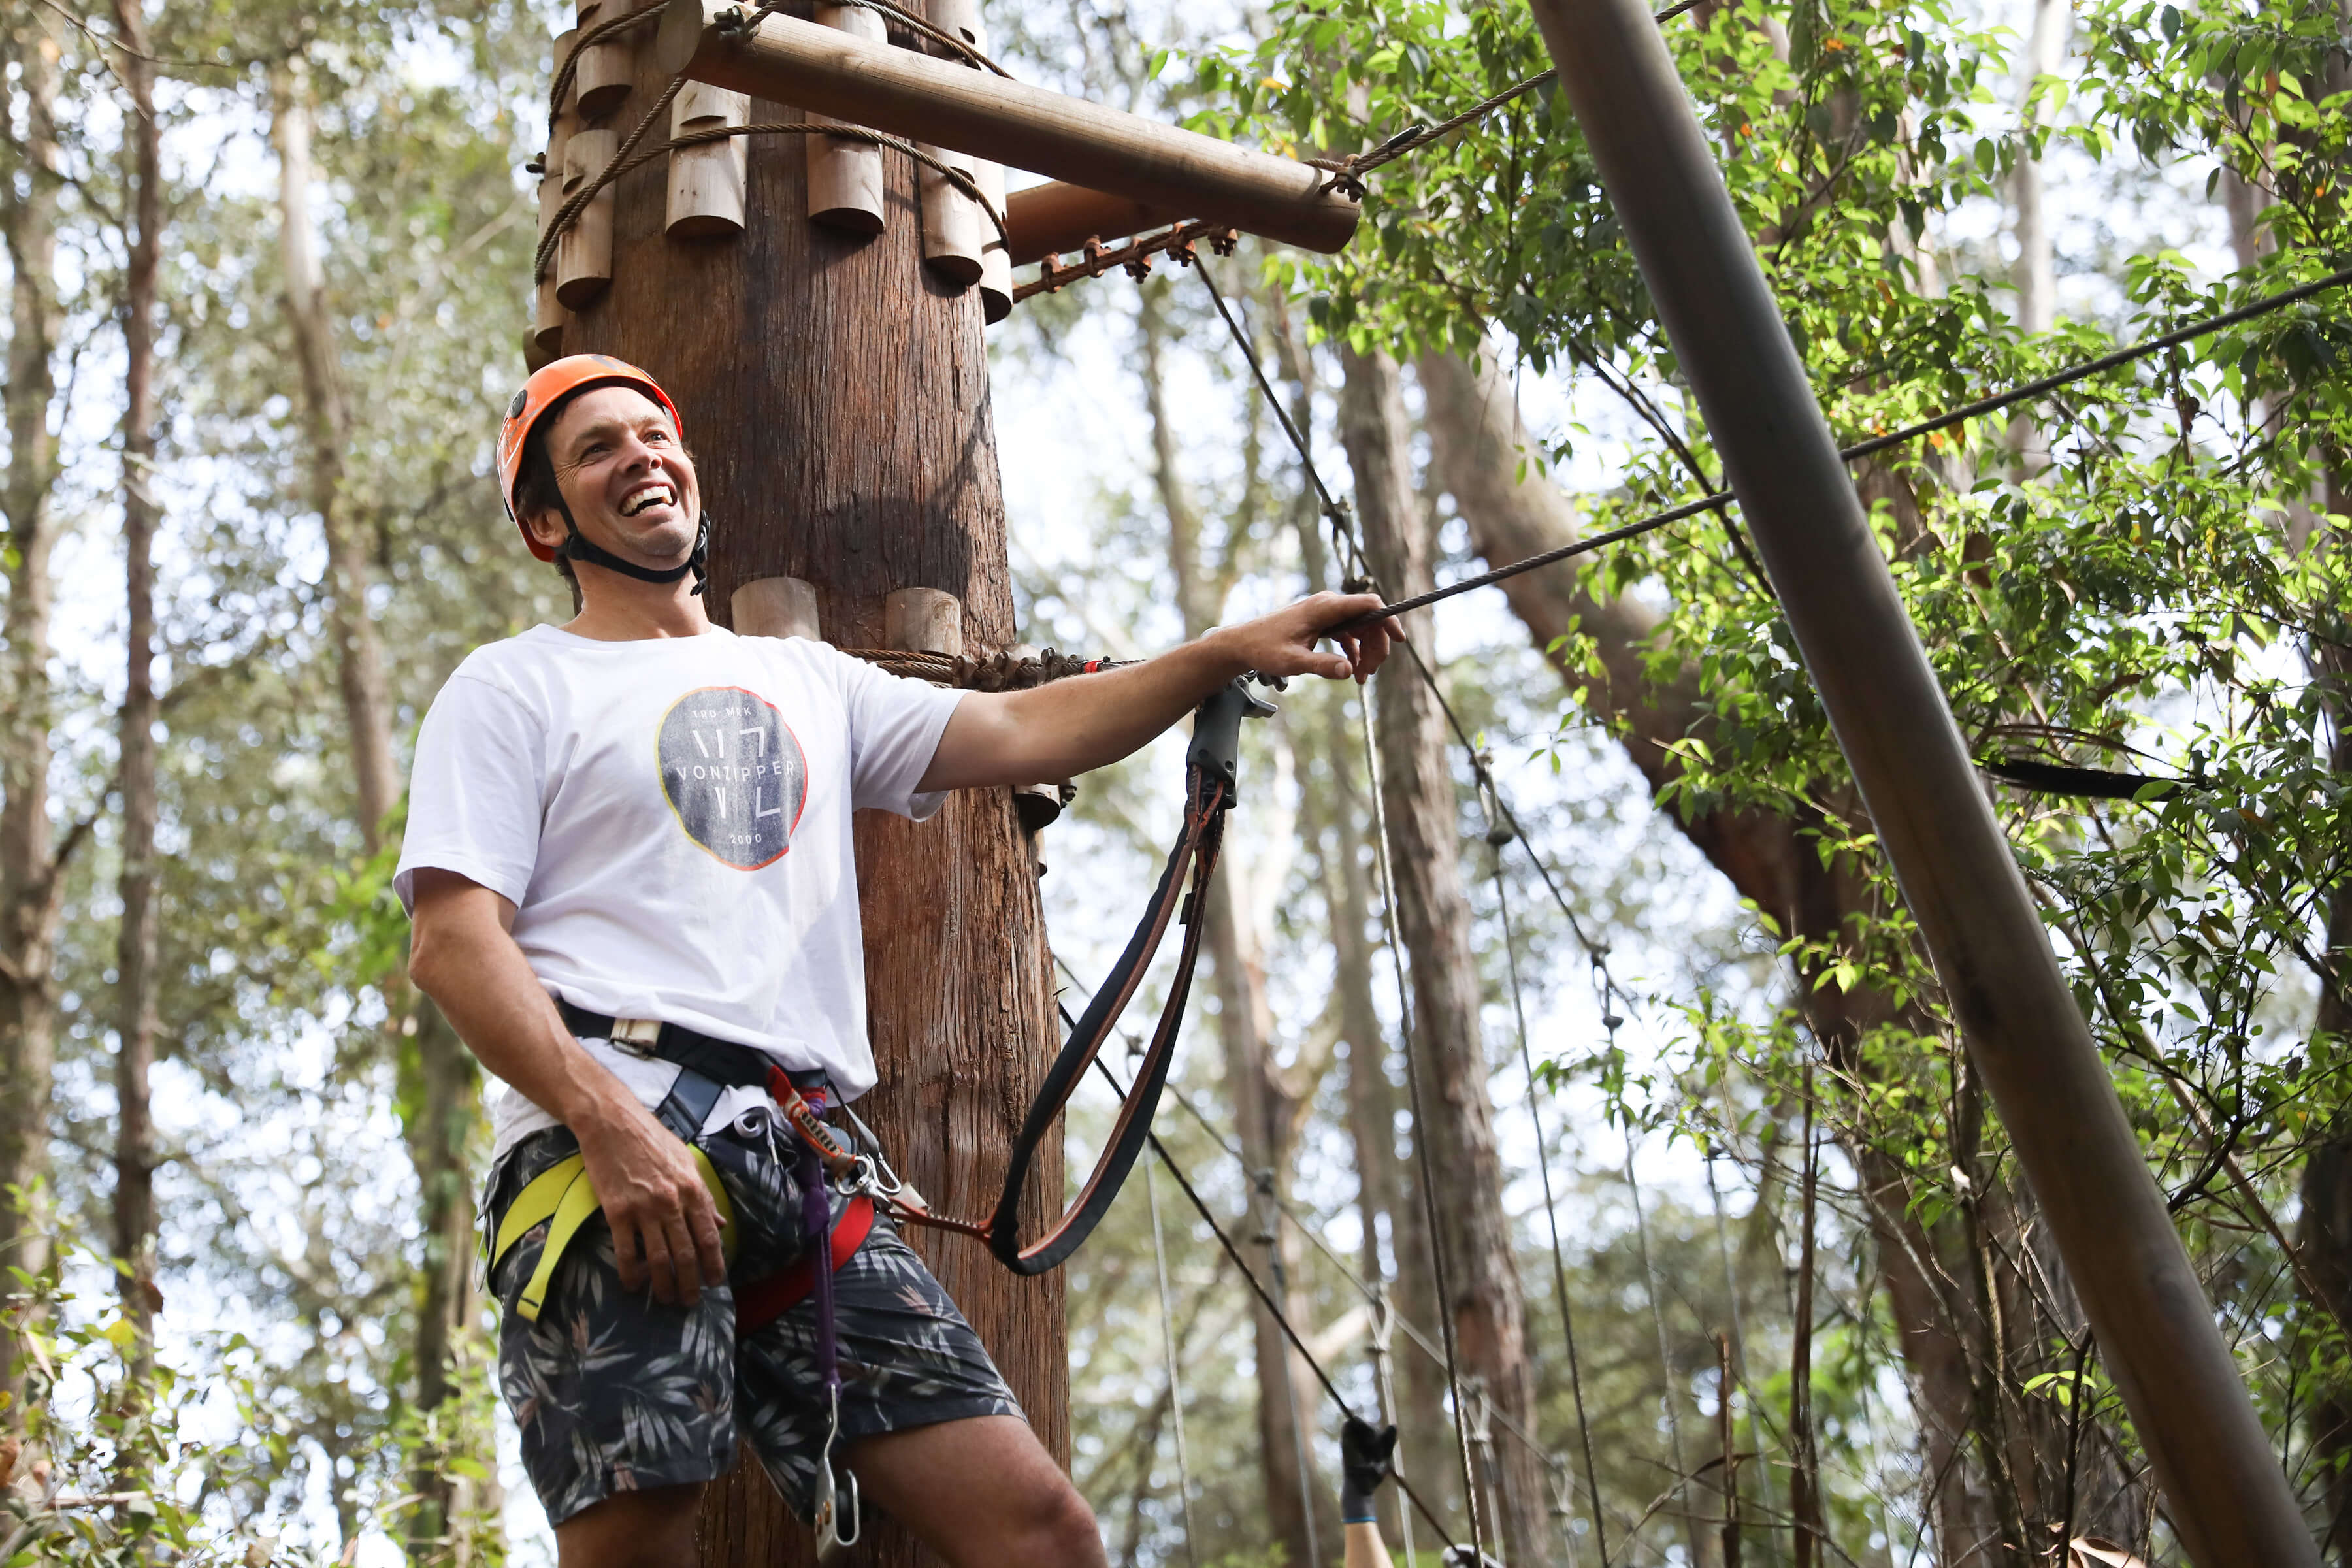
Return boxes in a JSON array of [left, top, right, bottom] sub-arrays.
[[975, 678, 1273, 1275]]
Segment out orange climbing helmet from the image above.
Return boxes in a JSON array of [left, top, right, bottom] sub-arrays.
[[497, 353, 685, 561]]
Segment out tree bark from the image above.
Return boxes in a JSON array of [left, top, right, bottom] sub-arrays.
[[111, 0, 163, 1403], [1417, 348, 2149, 1561], [270, 61, 399, 841], [1140, 281, 1331, 1566], [2297, 466, 2352, 1561], [0, 3, 65, 1429], [547, 36, 1063, 1565], [1340, 344, 1551, 1567]]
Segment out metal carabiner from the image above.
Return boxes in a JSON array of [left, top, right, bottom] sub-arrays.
[[839, 1105, 906, 1198], [811, 1386, 861, 1561]]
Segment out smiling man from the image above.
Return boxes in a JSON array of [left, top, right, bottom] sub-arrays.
[[397, 354, 1389, 1567]]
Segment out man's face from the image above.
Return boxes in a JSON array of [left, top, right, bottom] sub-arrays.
[[523, 385, 702, 573]]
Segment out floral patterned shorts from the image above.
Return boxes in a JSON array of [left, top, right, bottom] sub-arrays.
[[483, 1122, 1024, 1527]]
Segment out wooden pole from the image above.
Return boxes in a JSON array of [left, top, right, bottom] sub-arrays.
[[1522, 0, 2317, 1560], [655, 0, 1360, 253], [550, 25, 1066, 1568]]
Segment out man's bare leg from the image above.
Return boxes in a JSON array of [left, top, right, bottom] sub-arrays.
[[849, 1414, 1105, 1567], [553, 1481, 702, 1568]]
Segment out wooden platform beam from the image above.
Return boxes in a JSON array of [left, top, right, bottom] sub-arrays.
[[1002, 181, 1180, 266], [655, 0, 1358, 254]]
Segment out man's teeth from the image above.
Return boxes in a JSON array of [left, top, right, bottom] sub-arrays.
[[621, 486, 674, 517]]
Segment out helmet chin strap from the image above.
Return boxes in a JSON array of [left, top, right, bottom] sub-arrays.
[[553, 497, 711, 595]]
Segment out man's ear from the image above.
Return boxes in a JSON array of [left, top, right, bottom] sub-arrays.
[[521, 502, 570, 557]]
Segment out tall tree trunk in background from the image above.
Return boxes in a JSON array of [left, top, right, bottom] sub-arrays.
[[2005, 0, 2066, 468], [0, 5, 65, 1429], [112, 0, 163, 1405], [2295, 469, 2352, 1562], [272, 62, 484, 1560], [1418, 348, 2146, 1561], [1141, 281, 1330, 1565], [271, 62, 397, 838], [1275, 312, 1454, 1537], [1340, 344, 1552, 1567]]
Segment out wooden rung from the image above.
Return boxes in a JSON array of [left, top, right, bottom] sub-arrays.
[[973, 157, 1011, 325], [732, 577, 822, 641], [668, 82, 749, 238], [557, 127, 619, 308], [572, 1, 636, 119], [806, 3, 887, 235], [920, 0, 987, 289], [885, 588, 963, 657], [920, 142, 985, 286]]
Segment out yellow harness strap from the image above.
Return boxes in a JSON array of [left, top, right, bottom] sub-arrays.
[[491, 1148, 738, 1324]]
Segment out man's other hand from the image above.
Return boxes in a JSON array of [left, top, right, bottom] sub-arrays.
[[1211, 591, 1392, 685], [573, 1093, 728, 1306]]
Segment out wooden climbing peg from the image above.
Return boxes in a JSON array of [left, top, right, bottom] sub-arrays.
[[973, 156, 1011, 325], [557, 127, 620, 307], [733, 577, 823, 642], [918, 0, 987, 286], [572, 1, 637, 119], [885, 588, 964, 657], [668, 82, 749, 238], [806, 3, 887, 235]]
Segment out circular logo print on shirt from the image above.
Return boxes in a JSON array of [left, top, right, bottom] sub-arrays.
[[657, 686, 807, 870]]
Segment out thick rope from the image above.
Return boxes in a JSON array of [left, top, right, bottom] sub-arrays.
[[547, 1, 668, 135], [839, 645, 1121, 689]]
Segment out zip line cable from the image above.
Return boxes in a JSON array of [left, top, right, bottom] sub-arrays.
[[1345, 263, 2352, 632], [1352, 696, 1494, 1563], [1144, 1156, 1202, 1568], [1484, 794, 1614, 1568], [1077, 1040, 1465, 1554], [1056, 955, 1590, 1519]]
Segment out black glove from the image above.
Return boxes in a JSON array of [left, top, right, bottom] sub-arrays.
[[1339, 1416, 1397, 1524]]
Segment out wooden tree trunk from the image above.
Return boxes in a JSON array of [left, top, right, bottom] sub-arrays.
[[0, 3, 64, 1429], [110, 0, 163, 1400], [549, 27, 1063, 1565], [1141, 281, 1329, 1567], [1339, 343, 1552, 1567], [2297, 467, 2352, 1562], [270, 68, 398, 838]]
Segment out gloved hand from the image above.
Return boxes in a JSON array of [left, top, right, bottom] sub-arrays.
[[1339, 1416, 1398, 1524]]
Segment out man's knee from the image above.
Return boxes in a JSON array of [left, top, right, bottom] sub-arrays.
[[1009, 1475, 1103, 1567], [554, 1482, 704, 1568]]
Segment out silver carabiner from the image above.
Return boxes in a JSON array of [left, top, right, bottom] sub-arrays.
[[812, 1387, 861, 1561]]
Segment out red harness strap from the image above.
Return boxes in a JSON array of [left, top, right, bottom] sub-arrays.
[[738, 1194, 875, 1332]]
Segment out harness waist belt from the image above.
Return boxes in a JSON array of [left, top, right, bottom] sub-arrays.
[[557, 999, 830, 1100]]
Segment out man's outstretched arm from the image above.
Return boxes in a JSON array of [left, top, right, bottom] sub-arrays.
[[919, 591, 1390, 793], [406, 868, 727, 1306]]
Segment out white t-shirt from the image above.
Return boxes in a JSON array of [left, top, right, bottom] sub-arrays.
[[393, 624, 964, 1158]]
